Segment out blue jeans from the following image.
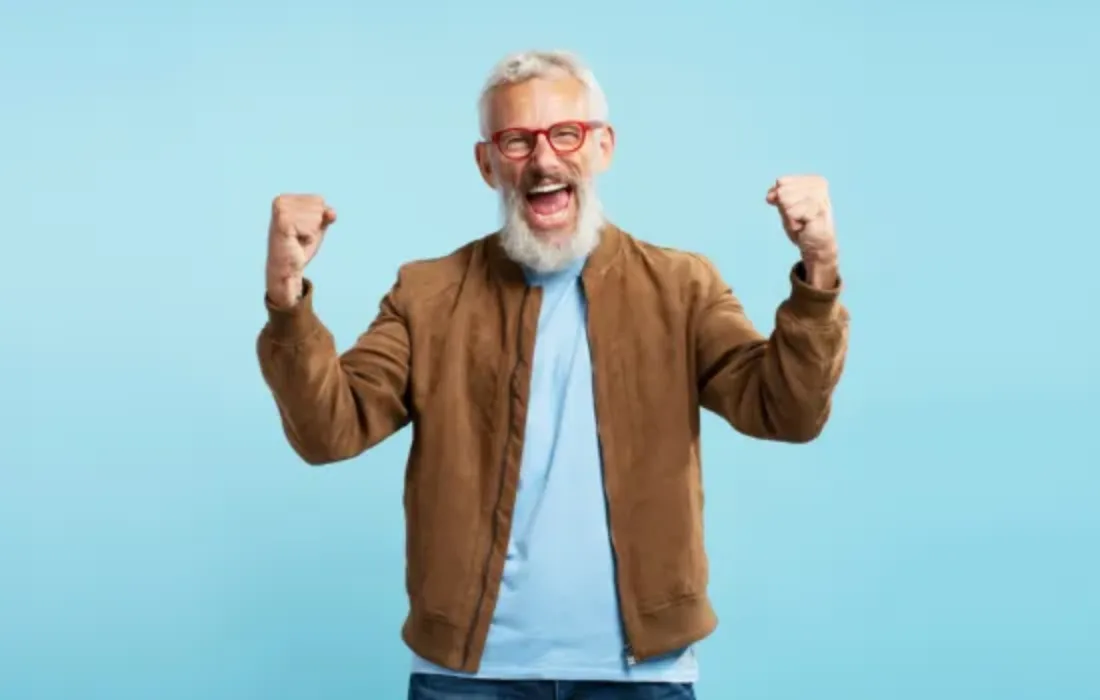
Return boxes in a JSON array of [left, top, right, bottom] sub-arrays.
[[408, 673, 696, 699]]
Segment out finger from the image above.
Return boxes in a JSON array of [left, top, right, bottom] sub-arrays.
[[776, 175, 806, 188], [777, 204, 804, 231], [780, 195, 822, 222], [295, 227, 319, 247], [774, 176, 826, 197], [774, 184, 817, 207], [273, 222, 298, 240], [322, 207, 337, 229], [783, 216, 806, 236], [769, 179, 819, 204], [777, 175, 824, 189]]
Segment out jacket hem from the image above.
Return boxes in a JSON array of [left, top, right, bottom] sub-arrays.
[[402, 609, 475, 673], [628, 594, 719, 661]]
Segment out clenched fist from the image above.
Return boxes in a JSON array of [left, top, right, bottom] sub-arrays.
[[766, 175, 838, 289], [266, 194, 337, 308]]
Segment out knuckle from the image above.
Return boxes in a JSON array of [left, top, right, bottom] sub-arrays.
[[272, 193, 324, 210]]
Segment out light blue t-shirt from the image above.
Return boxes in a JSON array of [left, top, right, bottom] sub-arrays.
[[411, 259, 698, 682]]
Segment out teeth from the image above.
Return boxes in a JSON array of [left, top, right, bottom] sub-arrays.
[[529, 183, 568, 194]]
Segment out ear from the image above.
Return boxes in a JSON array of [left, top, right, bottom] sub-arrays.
[[593, 124, 616, 174], [474, 142, 497, 189]]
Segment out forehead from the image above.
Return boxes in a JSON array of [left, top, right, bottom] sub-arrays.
[[485, 75, 590, 132]]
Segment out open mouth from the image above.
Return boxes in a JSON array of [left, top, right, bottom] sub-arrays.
[[524, 182, 575, 225]]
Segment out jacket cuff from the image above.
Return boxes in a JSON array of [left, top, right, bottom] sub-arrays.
[[787, 262, 842, 320], [264, 278, 322, 342]]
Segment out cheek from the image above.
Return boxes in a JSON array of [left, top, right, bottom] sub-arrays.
[[573, 142, 604, 175], [568, 158, 592, 181], [492, 159, 525, 189]]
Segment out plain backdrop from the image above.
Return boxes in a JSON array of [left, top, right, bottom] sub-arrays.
[[1, 0, 1097, 698]]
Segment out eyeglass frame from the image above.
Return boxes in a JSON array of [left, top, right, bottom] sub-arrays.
[[484, 120, 607, 161]]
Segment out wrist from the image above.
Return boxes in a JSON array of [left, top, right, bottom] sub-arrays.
[[266, 274, 304, 309], [802, 259, 839, 290]]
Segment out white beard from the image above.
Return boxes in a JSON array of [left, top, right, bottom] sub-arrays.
[[497, 181, 604, 274]]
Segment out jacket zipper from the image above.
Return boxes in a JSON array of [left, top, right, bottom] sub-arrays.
[[598, 404, 637, 667], [588, 303, 637, 668], [462, 286, 532, 669]]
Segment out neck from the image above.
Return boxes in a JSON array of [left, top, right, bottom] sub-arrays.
[[524, 253, 587, 284]]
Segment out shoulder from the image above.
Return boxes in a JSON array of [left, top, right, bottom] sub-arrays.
[[615, 227, 726, 299], [389, 234, 493, 306]]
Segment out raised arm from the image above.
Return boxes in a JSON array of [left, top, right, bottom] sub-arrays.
[[695, 174, 849, 442], [694, 259, 848, 442], [256, 193, 411, 465], [257, 278, 412, 464]]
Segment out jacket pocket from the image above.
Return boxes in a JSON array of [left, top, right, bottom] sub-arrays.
[[625, 474, 707, 613]]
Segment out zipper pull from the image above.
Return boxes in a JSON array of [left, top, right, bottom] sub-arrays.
[[625, 646, 637, 667]]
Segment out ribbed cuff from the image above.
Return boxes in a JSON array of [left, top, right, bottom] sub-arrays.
[[264, 278, 322, 342], [787, 262, 842, 320]]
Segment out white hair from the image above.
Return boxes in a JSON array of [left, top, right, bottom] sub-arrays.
[[477, 50, 609, 138]]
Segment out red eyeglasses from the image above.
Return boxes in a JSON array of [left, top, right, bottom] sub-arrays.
[[487, 120, 605, 160]]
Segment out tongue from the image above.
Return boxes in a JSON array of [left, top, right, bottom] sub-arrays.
[[528, 189, 570, 215]]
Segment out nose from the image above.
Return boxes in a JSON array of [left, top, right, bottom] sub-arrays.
[[529, 132, 560, 169]]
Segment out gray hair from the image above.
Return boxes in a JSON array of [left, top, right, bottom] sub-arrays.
[[477, 50, 610, 138]]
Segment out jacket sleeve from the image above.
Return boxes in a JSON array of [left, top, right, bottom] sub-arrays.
[[694, 257, 849, 442], [256, 276, 412, 465]]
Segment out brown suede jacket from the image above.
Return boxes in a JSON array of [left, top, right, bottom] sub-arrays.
[[256, 223, 849, 673]]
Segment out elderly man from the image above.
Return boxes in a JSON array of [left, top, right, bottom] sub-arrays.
[[258, 50, 848, 699]]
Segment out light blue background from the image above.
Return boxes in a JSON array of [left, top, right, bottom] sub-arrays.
[[2, 0, 1097, 698]]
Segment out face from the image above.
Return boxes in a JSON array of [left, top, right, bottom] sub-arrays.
[[475, 75, 615, 272]]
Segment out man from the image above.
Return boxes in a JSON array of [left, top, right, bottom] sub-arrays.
[[258, 50, 848, 699]]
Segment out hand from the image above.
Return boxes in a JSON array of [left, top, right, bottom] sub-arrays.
[[766, 175, 838, 289], [266, 194, 337, 308]]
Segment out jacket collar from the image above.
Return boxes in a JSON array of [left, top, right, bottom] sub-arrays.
[[486, 221, 623, 286]]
